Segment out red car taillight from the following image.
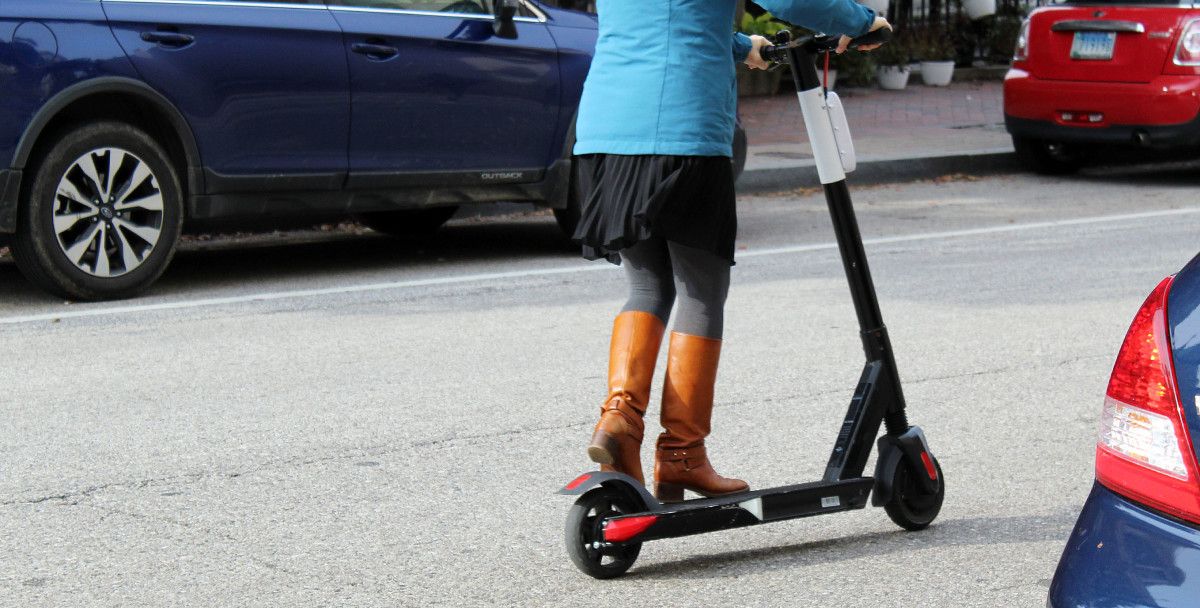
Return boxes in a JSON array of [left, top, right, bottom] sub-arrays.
[[1013, 18, 1031, 63], [1095, 276, 1200, 524], [1174, 19, 1200, 66]]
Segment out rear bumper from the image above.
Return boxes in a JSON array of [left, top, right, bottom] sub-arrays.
[[1004, 68, 1200, 147], [0, 169, 19, 234], [1048, 482, 1200, 608]]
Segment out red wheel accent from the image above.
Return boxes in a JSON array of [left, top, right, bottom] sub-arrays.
[[603, 515, 658, 543], [920, 452, 938, 481]]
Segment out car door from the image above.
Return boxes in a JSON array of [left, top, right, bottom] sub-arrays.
[[326, 0, 562, 187], [102, 0, 350, 193]]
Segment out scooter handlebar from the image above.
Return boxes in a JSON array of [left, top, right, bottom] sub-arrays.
[[850, 26, 893, 49], [759, 27, 894, 64]]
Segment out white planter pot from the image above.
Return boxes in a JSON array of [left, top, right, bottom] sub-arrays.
[[963, 0, 995, 20], [859, 0, 889, 15], [876, 65, 910, 90], [920, 60, 955, 86]]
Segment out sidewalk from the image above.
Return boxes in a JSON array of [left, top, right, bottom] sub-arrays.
[[737, 80, 1015, 190]]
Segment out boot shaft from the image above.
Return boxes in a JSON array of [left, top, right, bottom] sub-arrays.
[[606, 311, 666, 414], [658, 331, 722, 449], [587, 311, 666, 487]]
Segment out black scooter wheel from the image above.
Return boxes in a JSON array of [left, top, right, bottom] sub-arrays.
[[884, 457, 944, 531], [564, 487, 643, 579]]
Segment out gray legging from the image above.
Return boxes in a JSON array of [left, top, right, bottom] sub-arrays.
[[620, 238, 730, 339]]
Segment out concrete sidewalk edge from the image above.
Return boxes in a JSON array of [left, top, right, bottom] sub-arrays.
[[737, 150, 1021, 194]]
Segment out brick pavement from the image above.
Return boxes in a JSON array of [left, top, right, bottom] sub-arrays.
[[739, 80, 1005, 146], [737, 79, 1011, 176]]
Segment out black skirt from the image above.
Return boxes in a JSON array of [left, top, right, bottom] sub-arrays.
[[572, 154, 737, 265]]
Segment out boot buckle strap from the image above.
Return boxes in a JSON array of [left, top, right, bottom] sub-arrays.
[[666, 450, 702, 471]]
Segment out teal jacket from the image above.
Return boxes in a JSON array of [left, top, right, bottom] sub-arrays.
[[574, 0, 875, 158]]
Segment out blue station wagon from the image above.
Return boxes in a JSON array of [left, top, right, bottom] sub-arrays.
[[0, 0, 747, 300]]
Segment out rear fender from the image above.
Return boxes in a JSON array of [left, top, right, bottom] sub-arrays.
[[558, 471, 655, 510]]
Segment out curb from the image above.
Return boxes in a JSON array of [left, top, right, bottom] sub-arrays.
[[450, 149, 1022, 219], [736, 149, 1020, 194]]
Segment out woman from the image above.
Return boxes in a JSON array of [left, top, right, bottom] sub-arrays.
[[576, 0, 889, 502]]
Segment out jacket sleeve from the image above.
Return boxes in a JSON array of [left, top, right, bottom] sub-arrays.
[[732, 32, 753, 62], [756, 0, 875, 38]]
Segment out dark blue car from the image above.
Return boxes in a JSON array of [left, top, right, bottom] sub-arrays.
[[0, 0, 746, 300], [1049, 258, 1200, 606]]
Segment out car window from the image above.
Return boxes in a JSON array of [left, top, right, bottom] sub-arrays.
[[328, 0, 493, 13], [536, 0, 594, 11]]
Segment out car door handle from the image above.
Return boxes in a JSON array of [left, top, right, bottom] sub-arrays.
[[140, 31, 195, 47], [352, 43, 399, 60]]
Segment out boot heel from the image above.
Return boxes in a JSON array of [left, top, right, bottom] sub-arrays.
[[655, 482, 685, 503], [587, 430, 618, 465]]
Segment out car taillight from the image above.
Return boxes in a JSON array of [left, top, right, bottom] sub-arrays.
[[1174, 19, 1200, 66], [1013, 18, 1031, 62], [1095, 276, 1200, 524]]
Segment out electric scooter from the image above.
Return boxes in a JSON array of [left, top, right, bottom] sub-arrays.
[[559, 27, 945, 579]]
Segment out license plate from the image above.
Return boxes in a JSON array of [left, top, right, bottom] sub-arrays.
[[1071, 31, 1116, 60]]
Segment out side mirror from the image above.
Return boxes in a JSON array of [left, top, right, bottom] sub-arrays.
[[494, 0, 519, 39]]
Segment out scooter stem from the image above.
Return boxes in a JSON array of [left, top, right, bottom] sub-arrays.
[[780, 42, 912, 450]]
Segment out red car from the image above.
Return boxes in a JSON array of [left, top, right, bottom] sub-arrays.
[[1004, 0, 1200, 173]]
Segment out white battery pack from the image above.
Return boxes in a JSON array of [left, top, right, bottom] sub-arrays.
[[823, 92, 856, 173]]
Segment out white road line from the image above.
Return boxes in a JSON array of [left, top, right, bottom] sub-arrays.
[[3, 206, 1197, 326]]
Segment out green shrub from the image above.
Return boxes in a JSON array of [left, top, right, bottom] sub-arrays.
[[739, 12, 789, 37], [830, 50, 877, 86], [873, 30, 912, 67], [911, 27, 957, 62], [986, 14, 1023, 64]]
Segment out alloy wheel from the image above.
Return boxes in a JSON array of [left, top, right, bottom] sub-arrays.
[[51, 147, 165, 278]]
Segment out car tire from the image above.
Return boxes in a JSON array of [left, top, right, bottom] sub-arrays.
[[356, 207, 458, 238], [12, 121, 183, 301], [552, 169, 582, 239], [1013, 136, 1083, 175]]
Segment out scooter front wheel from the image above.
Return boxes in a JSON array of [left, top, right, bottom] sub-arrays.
[[564, 486, 643, 579], [883, 457, 945, 531]]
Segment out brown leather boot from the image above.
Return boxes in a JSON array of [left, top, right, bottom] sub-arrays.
[[587, 311, 665, 486], [654, 332, 749, 502]]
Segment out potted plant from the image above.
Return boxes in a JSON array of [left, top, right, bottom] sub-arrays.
[[829, 48, 876, 89], [916, 29, 956, 86], [737, 13, 789, 96], [874, 33, 911, 90], [985, 11, 1024, 64]]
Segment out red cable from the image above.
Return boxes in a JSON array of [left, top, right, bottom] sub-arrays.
[[823, 51, 830, 95]]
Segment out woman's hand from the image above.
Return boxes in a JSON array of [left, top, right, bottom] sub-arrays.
[[746, 35, 771, 70], [836, 16, 891, 54]]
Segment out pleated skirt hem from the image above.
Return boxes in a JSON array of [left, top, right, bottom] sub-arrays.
[[571, 154, 737, 266]]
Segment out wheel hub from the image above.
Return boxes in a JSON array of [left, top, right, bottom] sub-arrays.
[[51, 147, 165, 278]]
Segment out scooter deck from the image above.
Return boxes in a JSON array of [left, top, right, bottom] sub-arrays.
[[616, 477, 875, 544]]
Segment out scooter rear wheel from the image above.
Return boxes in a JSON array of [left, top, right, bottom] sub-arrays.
[[884, 457, 944, 531], [564, 486, 643, 579]]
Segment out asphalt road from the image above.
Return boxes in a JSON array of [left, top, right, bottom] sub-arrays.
[[3, 165, 1200, 607]]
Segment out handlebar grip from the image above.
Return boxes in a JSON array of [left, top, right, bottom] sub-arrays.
[[760, 44, 788, 64], [849, 26, 893, 49]]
